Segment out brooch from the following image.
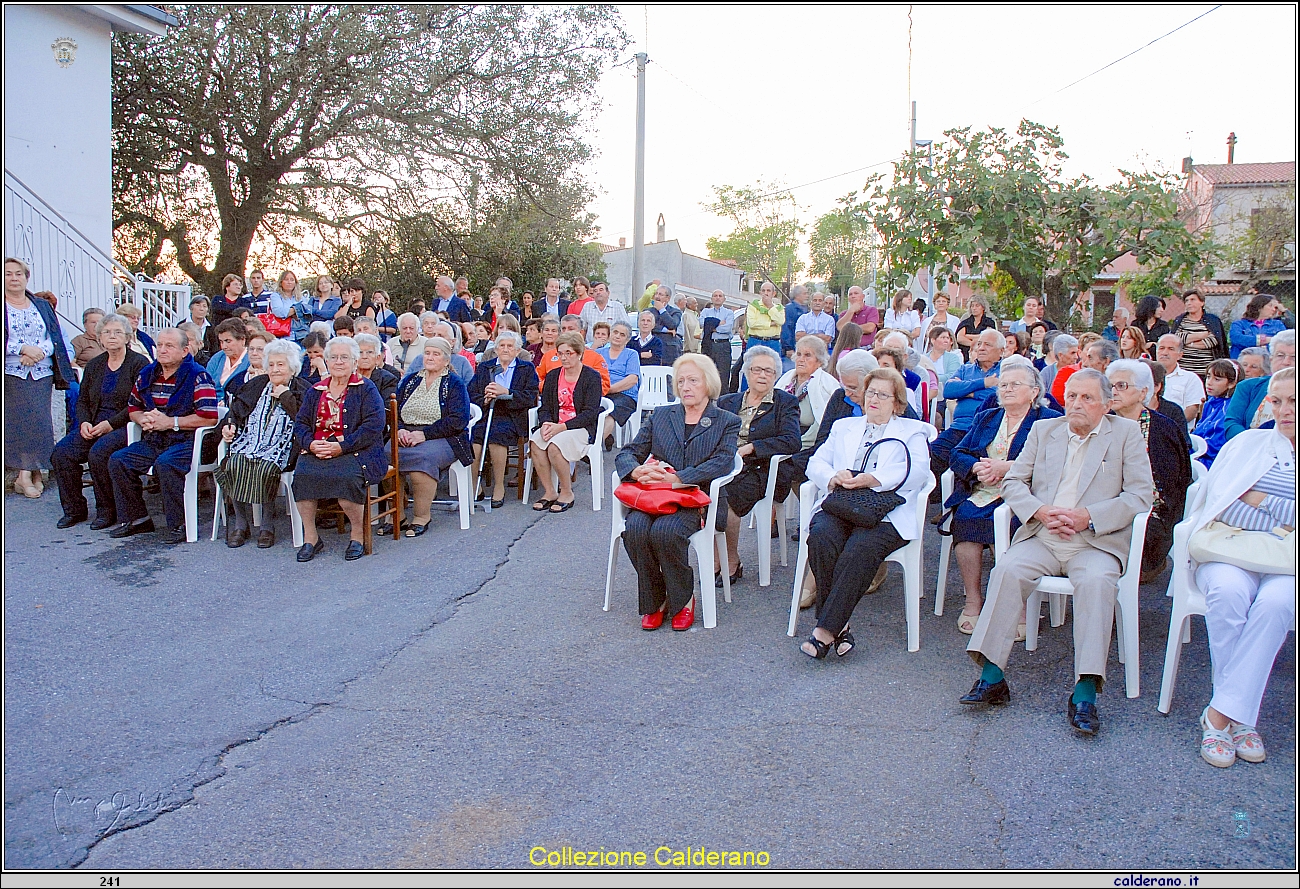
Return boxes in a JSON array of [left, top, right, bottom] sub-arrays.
[[700, 417, 712, 428]]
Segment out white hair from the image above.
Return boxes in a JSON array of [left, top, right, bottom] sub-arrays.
[[836, 348, 878, 382], [1270, 329, 1295, 354], [264, 338, 303, 376], [997, 355, 1045, 408], [1051, 334, 1079, 357], [354, 332, 382, 354], [1107, 358, 1154, 400], [325, 335, 360, 361], [741, 344, 782, 379], [309, 320, 334, 337], [397, 312, 419, 328], [494, 329, 522, 348]]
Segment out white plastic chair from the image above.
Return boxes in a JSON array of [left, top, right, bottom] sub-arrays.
[[934, 469, 955, 616], [993, 504, 1150, 699], [746, 453, 789, 587], [523, 398, 616, 511], [604, 453, 744, 629], [126, 416, 221, 543], [632, 366, 678, 439], [445, 403, 482, 530], [1157, 487, 1207, 714], [1189, 433, 1208, 483], [787, 464, 938, 652], [209, 441, 306, 548]]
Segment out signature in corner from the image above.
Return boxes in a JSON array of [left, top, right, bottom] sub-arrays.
[[52, 787, 171, 836]]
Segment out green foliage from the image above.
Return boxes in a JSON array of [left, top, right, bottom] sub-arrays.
[[985, 268, 1023, 322], [866, 120, 1215, 326], [111, 4, 628, 294], [704, 181, 804, 287], [808, 192, 876, 296]]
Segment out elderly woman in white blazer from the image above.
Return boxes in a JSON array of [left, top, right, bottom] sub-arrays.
[[775, 334, 840, 451], [801, 367, 933, 660], [1185, 367, 1295, 768]]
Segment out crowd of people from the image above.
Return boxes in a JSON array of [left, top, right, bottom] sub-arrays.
[[5, 255, 1295, 767]]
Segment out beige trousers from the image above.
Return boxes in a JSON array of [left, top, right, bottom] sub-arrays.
[[967, 536, 1121, 690]]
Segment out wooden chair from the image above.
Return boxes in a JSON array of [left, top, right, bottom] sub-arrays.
[[363, 395, 402, 555]]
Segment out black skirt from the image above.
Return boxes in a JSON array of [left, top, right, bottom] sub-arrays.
[[292, 453, 367, 503]]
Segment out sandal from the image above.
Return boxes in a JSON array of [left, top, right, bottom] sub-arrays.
[[834, 625, 855, 657], [532, 499, 556, 512], [1200, 707, 1236, 768], [1230, 722, 1266, 763], [1014, 623, 1027, 643], [549, 499, 575, 513], [957, 610, 980, 635], [801, 634, 832, 660]]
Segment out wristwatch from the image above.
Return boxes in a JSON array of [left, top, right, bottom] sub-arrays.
[[172, 416, 180, 432]]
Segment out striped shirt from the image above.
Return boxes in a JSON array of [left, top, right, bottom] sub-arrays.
[[1218, 463, 1296, 531], [129, 368, 219, 420]]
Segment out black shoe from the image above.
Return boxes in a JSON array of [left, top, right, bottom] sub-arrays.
[[491, 497, 506, 510], [715, 564, 743, 588], [1068, 697, 1100, 735], [297, 540, 325, 562], [343, 540, 365, 561], [56, 513, 88, 529], [90, 515, 117, 531], [161, 526, 187, 545], [404, 522, 429, 538], [960, 678, 1011, 707], [109, 518, 155, 539], [374, 522, 393, 537], [604, 434, 615, 451]]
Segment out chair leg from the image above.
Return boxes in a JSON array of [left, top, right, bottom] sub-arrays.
[[756, 501, 773, 588], [1024, 591, 1044, 651], [935, 535, 952, 616], [185, 471, 199, 543], [363, 489, 374, 555], [284, 481, 304, 548], [1158, 609, 1190, 714], [1049, 593, 1066, 627], [1118, 586, 1140, 698], [894, 545, 922, 653], [522, 455, 534, 506], [692, 531, 720, 628], [454, 465, 471, 530], [590, 447, 602, 511], [211, 478, 225, 541], [515, 437, 528, 500], [777, 498, 789, 567], [604, 530, 621, 611]]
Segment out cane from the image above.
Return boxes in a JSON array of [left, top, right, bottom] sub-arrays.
[[474, 398, 496, 512]]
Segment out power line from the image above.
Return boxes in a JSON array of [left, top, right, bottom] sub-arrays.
[[1025, 5, 1222, 107]]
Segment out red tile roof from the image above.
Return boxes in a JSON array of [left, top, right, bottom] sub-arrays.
[[1200, 282, 1248, 295], [1193, 162, 1295, 186]]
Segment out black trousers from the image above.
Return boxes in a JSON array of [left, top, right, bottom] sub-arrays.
[[1142, 513, 1174, 574], [808, 511, 906, 636], [51, 426, 128, 520], [623, 506, 705, 615], [705, 339, 732, 395]]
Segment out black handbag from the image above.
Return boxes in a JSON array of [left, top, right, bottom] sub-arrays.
[[819, 437, 911, 529]]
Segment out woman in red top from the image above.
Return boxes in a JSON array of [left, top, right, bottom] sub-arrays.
[[529, 332, 603, 513]]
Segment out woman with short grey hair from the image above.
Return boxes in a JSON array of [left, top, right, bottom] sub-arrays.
[[955, 294, 997, 362]]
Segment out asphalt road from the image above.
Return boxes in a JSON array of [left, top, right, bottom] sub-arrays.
[[4, 474, 1294, 871]]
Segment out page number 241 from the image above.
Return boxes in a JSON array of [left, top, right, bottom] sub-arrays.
[[100, 878, 121, 887]]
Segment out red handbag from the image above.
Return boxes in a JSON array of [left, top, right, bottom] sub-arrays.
[[257, 312, 293, 338], [614, 480, 711, 515]]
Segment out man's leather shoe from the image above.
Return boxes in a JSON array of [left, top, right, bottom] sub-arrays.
[[226, 527, 248, 548], [960, 678, 1011, 706], [109, 518, 154, 539], [1068, 697, 1100, 735], [641, 609, 665, 631], [296, 540, 325, 562], [56, 513, 88, 529], [257, 528, 276, 548], [161, 526, 187, 545], [343, 540, 365, 561], [90, 515, 117, 531]]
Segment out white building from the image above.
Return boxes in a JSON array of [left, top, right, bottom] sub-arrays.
[[4, 4, 176, 333], [601, 240, 747, 310]]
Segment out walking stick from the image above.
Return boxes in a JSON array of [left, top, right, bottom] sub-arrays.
[[475, 398, 496, 512]]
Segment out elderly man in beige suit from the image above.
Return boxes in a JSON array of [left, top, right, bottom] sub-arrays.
[[961, 368, 1153, 735]]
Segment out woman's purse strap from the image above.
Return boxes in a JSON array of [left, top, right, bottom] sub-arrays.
[[855, 436, 912, 494]]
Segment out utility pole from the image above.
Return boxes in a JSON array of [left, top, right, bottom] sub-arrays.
[[630, 52, 648, 307]]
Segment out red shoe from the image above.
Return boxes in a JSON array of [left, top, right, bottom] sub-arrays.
[[641, 609, 665, 631], [671, 602, 695, 631]]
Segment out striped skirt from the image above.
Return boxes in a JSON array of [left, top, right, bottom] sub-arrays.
[[213, 453, 282, 504]]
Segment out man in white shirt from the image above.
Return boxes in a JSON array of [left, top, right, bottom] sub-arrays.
[[246, 269, 273, 314], [1156, 334, 1205, 423], [577, 281, 627, 344], [795, 291, 837, 347]]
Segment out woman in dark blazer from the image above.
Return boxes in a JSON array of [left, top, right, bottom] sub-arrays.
[[50, 313, 149, 529], [942, 357, 1060, 634], [395, 337, 472, 536], [530, 332, 604, 512], [466, 330, 538, 508], [291, 336, 388, 562], [715, 345, 802, 583], [615, 353, 742, 631]]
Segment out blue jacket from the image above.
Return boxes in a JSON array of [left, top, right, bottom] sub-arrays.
[[292, 295, 342, 340], [945, 404, 1061, 508], [780, 301, 809, 355], [942, 359, 1001, 430], [1192, 395, 1230, 467], [206, 349, 250, 403], [1223, 375, 1271, 440], [3, 293, 74, 389], [293, 376, 389, 485], [395, 370, 472, 466], [1229, 317, 1285, 358]]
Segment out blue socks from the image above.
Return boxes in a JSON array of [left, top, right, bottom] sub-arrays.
[[981, 662, 1005, 685], [1072, 677, 1097, 705]]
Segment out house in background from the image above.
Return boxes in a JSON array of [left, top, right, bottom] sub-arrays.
[[601, 239, 748, 310], [4, 4, 180, 336]]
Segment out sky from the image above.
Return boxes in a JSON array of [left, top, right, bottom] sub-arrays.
[[581, 4, 1298, 263]]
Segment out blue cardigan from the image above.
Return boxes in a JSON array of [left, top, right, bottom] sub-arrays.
[[1223, 375, 1271, 440], [3, 294, 75, 389], [293, 377, 389, 485], [945, 404, 1061, 508], [395, 371, 473, 467]]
